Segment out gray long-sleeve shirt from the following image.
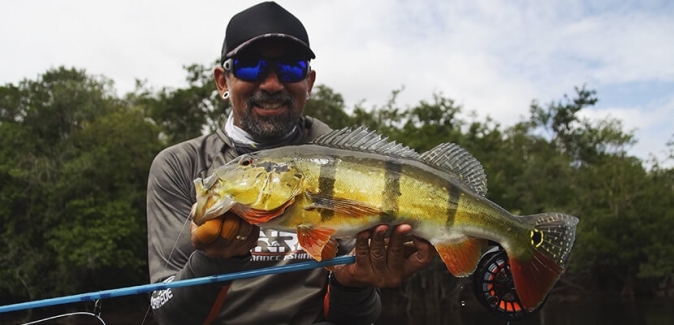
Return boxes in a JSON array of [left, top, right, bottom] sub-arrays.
[[147, 116, 381, 325]]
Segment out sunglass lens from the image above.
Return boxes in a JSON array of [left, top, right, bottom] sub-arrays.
[[277, 60, 308, 83], [233, 58, 268, 82]]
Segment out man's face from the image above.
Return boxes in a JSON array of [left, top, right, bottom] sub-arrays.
[[215, 39, 316, 141]]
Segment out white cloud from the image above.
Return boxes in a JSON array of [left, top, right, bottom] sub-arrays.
[[1, 0, 672, 162], [579, 95, 674, 165]]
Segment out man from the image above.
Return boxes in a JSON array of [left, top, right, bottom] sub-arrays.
[[146, 2, 435, 324]]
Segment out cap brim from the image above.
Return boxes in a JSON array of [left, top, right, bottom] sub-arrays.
[[224, 33, 316, 60]]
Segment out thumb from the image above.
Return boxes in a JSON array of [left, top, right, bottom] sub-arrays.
[[194, 217, 224, 244]]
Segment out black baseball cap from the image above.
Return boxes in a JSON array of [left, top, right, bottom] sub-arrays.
[[220, 2, 316, 64]]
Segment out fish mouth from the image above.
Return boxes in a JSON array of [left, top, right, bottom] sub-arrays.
[[191, 196, 237, 226]]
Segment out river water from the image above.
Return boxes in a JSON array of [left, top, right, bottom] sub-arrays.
[[3, 296, 673, 324], [376, 298, 674, 325]]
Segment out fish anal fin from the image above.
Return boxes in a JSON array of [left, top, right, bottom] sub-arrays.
[[306, 193, 381, 217], [297, 226, 337, 262], [435, 237, 487, 277], [509, 250, 563, 311]]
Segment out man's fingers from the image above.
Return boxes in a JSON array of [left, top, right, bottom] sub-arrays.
[[413, 236, 435, 262], [386, 224, 410, 273], [354, 229, 372, 265], [234, 219, 253, 242], [369, 225, 388, 273], [402, 237, 436, 277]]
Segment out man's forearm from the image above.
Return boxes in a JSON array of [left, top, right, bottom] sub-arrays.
[[150, 251, 250, 325]]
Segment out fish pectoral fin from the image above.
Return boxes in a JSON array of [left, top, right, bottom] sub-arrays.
[[296, 225, 338, 262], [434, 236, 487, 277], [305, 193, 381, 217], [233, 198, 295, 225]]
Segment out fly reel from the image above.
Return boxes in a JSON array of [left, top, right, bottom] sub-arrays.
[[473, 246, 545, 321]]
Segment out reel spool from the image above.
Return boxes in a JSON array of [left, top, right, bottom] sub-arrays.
[[473, 246, 545, 321]]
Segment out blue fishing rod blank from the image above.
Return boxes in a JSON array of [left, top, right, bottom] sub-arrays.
[[0, 255, 355, 314]]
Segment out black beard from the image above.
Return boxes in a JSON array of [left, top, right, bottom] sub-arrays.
[[239, 91, 299, 141]]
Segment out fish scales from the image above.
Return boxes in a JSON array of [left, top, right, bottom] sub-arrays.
[[284, 148, 458, 237], [190, 127, 579, 313]]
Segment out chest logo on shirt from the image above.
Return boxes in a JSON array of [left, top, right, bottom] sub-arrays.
[[252, 229, 312, 261]]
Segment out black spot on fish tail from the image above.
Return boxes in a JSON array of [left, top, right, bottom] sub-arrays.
[[445, 182, 461, 226], [531, 229, 543, 247], [319, 159, 337, 221], [381, 160, 402, 223]]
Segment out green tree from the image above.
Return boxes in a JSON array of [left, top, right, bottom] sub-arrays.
[[304, 84, 353, 129], [0, 67, 162, 306], [130, 63, 230, 146]]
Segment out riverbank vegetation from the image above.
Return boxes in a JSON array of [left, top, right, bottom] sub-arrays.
[[1, 65, 672, 320]]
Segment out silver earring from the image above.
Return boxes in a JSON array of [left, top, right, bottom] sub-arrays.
[[222, 91, 230, 100]]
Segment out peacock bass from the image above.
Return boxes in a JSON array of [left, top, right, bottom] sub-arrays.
[[189, 127, 578, 312]]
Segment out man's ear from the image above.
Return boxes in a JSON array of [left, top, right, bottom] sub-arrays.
[[306, 69, 316, 97], [214, 66, 229, 95]]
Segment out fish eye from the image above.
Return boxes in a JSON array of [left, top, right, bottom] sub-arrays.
[[239, 155, 254, 167]]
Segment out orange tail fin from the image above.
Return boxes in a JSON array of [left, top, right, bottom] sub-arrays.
[[507, 212, 578, 311]]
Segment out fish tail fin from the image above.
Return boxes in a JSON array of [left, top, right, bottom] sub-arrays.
[[507, 212, 579, 311]]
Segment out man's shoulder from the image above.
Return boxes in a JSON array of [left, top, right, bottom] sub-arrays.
[[151, 134, 214, 167], [304, 116, 332, 141]]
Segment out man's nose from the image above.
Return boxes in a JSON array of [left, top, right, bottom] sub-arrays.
[[258, 67, 284, 93]]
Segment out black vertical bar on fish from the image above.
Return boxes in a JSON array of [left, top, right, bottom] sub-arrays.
[[381, 159, 402, 223], [445, 181, 462, 226], [318, 157, 337, 221]]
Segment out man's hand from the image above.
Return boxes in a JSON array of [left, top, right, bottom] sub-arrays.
[[331, 224, 436, 288], [190, 212, 260, 259]]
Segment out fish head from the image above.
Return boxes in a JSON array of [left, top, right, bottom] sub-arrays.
[[219, 153, 304, 209], [191, 153, 304, 225]]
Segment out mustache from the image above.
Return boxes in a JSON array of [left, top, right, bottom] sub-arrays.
[[247, 91, 294, 108]]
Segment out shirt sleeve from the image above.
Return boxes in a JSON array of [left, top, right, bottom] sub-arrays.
[[325, 279, 381, 325], [324, 239, 381, 325], [146, 147, 249, 325]]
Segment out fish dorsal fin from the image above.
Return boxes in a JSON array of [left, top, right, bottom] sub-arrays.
[[312, 126, 419, 159], [419, 143, 488, 196]]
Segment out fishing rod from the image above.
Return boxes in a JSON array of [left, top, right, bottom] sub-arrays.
[[0, 255, 355, 314]]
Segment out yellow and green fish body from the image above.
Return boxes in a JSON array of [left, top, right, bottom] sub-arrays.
[[190, 127, 578, 312]]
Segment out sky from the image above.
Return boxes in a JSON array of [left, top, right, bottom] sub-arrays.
[[1, 0, 673, 165]]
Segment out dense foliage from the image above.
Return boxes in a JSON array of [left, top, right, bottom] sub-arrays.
[[1, 65, 672, 313]]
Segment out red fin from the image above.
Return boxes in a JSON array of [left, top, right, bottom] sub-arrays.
[[322, 238, 340, 271], [435, 237, 487, 277], [305, 193, 381, 217], [233, 199, 294, 224], [509, 250, 563, 311], [508, 211, 578, 311], [297, 226, 337, 262]]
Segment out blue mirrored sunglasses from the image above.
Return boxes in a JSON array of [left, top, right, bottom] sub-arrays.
[[223, 57, 310, 83]]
